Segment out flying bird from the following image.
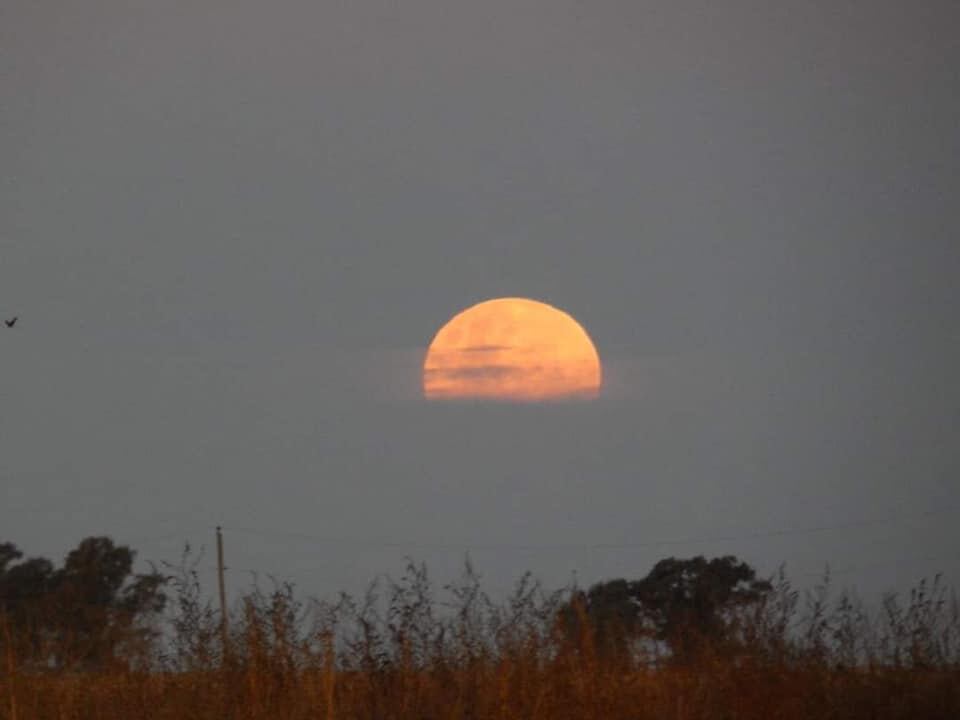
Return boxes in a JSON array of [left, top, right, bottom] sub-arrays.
[[4, 317, 17, 327]]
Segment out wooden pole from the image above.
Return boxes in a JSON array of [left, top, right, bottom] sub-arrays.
[[216, 526, 229, 660]]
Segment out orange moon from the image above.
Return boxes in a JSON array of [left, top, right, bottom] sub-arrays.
[[423, 297, 602, 401]]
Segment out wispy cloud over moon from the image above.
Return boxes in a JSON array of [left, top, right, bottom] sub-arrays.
[[423, 298, 601, 401]]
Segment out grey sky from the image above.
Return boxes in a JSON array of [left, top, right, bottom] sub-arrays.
[[2, 0, 958, 601]]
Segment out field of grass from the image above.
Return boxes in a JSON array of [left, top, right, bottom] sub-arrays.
[[2, 559, 958, 719], [5, 660, 959, 720]]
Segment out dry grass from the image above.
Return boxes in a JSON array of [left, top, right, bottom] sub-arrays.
[[4, 658, 959, 720], [2, 559, 959, 720]]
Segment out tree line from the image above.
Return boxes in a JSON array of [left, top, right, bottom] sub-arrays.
[[1, 536, 957, 672], [0, 537, 165, 669]]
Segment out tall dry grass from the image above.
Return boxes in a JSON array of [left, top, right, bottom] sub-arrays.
[[2, 558, 958, 720]]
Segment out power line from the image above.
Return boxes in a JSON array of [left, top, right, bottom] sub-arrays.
[[209, 549, 958, 585], [799, 550, 959, 579], [220, 505, 954, 554]]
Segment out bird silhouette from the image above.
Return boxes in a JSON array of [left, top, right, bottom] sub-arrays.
[[4, 317, 17, 328]]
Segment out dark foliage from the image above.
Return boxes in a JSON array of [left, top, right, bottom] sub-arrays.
[[562, 555, 772, 662], [0, 536, 166, 669], [633, 555, 772, 660]]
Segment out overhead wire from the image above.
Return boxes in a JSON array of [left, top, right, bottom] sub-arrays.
[[219, 505, 955, 554]]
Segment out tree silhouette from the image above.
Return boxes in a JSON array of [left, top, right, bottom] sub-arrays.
[[0, 537, 166, 669], [561, 578, 642, 661], [561, 555, 772, 663], [632, 555, 772, 662], [0, 542, 57, 659]]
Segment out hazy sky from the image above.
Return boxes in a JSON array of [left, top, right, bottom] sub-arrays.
[[2, 0, 958, 602]]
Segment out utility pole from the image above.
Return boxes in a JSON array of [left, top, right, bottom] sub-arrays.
[[216, 526, 229, 660]]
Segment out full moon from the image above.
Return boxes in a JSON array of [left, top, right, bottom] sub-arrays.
[[423, 297, 602, 401]]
